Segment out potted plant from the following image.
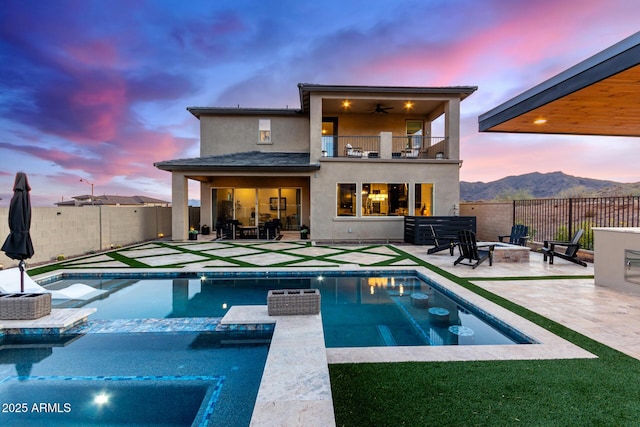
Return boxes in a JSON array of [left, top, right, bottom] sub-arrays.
[[188, 228, 198, 240], [300, 224, 309, 240]]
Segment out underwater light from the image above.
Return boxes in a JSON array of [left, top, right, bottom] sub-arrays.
[[94, 392, 109, 405]]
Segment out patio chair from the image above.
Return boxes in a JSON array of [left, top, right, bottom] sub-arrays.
[[498, 224, 529, 246], [427, 225, 457, 256], [344, 144, 362, 157], [542, 229, 587, 267], [454, 230, 495, 269]]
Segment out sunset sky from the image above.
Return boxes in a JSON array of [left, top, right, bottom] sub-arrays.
[[1, 0, 638, 206]]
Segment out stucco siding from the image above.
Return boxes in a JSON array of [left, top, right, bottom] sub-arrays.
[[200, 115, 309, 156], [311, 160, 459, 241]]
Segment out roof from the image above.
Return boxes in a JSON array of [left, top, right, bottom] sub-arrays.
[[186, 84, 478, 119], [479, 31, 640, 137], [154, 151, 320, 172], [187, 107, 302, 119], [298, 83, 478, 113]]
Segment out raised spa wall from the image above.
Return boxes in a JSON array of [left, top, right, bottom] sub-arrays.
[[593, 227, 640, 296]]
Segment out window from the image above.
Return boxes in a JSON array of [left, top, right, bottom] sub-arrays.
[[415, 183, 433, 216], [337, 183, 356, 216], [258, 119, 271, 143], [361, 183, 408, 216]]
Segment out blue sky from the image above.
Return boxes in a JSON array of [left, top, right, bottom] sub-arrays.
[[0, 0, 638, 205]]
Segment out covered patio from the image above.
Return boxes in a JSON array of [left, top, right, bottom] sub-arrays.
[[479, 30, 640, 296]]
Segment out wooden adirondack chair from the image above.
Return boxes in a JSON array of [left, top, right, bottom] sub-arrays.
[[498, 224, 529, 246], [542, 229, 587, 267], [454, 230, 495, 269], [426, 225, 457, 255]]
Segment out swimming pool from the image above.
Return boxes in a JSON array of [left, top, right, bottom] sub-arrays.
[[45, 271, 535, 347], [0, 331, 270, 426]]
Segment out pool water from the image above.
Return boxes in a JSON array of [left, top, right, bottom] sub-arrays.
[[48, 273, 533, 347], [0, 332, 269, 427]]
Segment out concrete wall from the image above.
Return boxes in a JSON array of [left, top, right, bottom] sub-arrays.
[[460, 202, 512, 241], [0, 206, 172, 268], [200, 115, 310, 156]]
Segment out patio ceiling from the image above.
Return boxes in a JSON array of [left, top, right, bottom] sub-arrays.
[[479, 31, 640, 137], [299, 84, 477, 116]]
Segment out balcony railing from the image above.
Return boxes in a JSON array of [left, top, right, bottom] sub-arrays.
[[322, 136, 380, 158], [391, 136, 447, 159], [321, 135, 448, 159]]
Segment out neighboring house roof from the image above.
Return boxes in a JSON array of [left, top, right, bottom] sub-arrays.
[[154, 151, 320, 172], [479, 31, 640, 137], [56, 195, 170, 206]]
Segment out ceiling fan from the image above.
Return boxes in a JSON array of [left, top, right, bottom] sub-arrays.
[[370, 103, 394, 114]]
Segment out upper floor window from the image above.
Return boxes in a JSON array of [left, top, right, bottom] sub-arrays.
[[258, 119, 271, 144]]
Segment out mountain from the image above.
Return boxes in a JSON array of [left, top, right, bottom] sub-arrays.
[[460, 171, 632, 201]]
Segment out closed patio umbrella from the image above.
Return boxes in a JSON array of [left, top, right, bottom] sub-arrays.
[[1, 172, 34, 292]]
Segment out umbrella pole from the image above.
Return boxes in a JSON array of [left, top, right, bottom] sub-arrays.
[[19, 260, 25, 293]]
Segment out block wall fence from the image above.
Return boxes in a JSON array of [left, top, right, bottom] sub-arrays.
[[0, 206, 173, 269], [459, 202, 512, 241]]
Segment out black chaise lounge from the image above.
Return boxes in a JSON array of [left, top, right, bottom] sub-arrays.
[[498, 224, 529, 246], [542, 229, 587, 267], [454, 230, 495, 269], [426, 225, 457, 255]]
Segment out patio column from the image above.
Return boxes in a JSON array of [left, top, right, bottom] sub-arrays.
[[379, 132, 392, 159], [172, 172, 189, 241], [200, 182, 212, 232], [445, 98, 460, 160]]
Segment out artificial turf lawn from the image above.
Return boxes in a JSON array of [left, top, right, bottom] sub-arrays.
[[330, 251, 640, 426], [330, 353, 640, 426]]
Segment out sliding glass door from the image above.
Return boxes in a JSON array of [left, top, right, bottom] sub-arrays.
[[212, 187, 301, 230]]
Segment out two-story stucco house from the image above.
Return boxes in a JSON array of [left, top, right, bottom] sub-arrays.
[[155, 83, 476, 241]]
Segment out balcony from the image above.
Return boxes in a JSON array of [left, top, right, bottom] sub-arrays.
[[321, 135, 448, 159]]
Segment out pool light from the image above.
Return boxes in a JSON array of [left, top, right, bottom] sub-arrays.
[[94, 392, 109, 406]]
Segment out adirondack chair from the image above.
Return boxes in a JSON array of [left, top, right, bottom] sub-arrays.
[[542, 229, 587, 267], [426, 225, 457, 255], [498, 224, 529, 246], [454, 230, 495, 269]]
